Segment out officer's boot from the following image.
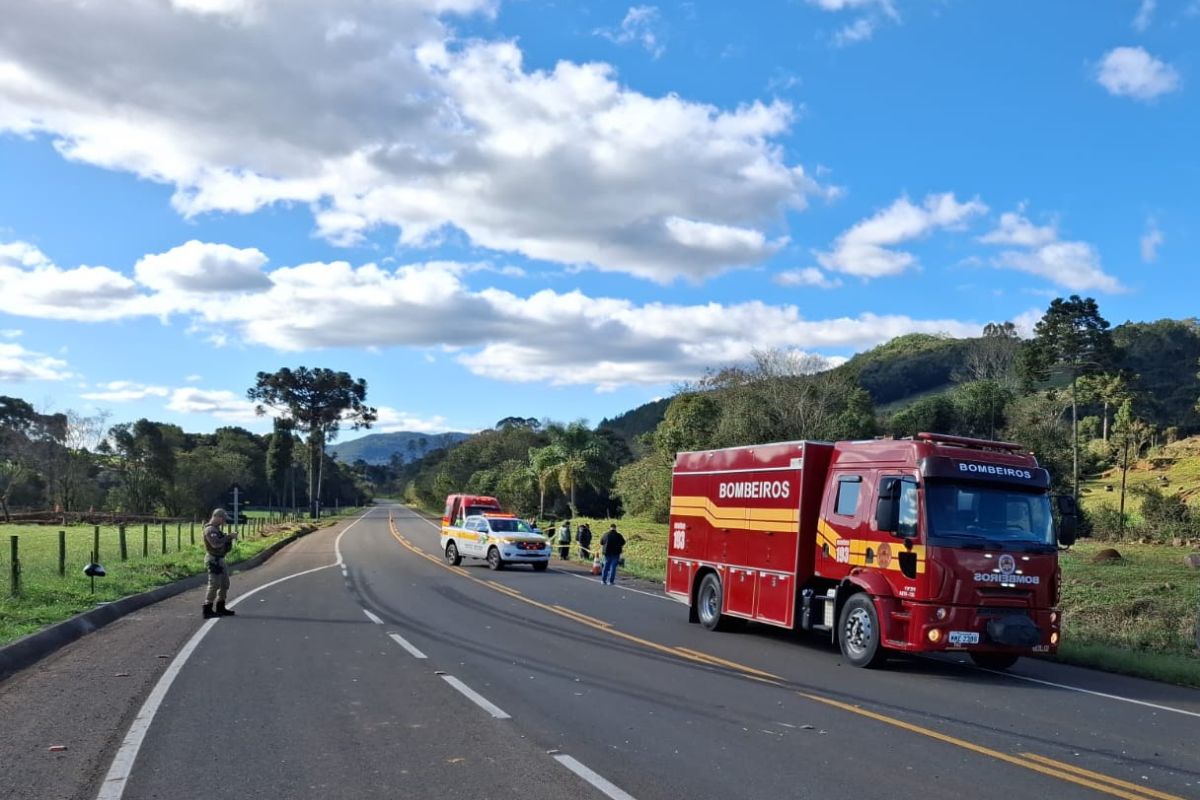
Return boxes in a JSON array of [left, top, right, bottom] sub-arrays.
[[202, 604, 218, 619], [216, 601, 236, 617]]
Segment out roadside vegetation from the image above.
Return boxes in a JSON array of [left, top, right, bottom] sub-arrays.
[[0, 508, 360, 645]]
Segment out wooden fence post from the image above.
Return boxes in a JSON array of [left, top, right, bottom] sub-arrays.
[[119, 526, 127, 561]]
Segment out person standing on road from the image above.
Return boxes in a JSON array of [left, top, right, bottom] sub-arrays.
[[599, 523, 625, 585], [202, 508, 237, 619], [577, 523, 593, 560], [557, 520, 572, 559]]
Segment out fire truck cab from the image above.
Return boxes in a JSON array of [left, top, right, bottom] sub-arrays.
[[666, 433, 1076, 669]]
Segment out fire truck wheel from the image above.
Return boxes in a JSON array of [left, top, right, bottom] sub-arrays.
[[445, 541, 462, 566], [532, 560, 549, 572], [697, 573, 729, 631], [969, 652, 1019, 670], [487, 547, 504, 570], [838, 594, 885, 668]]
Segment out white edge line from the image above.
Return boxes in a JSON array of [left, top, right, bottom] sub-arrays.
[[388, 632, 427, 659], [362, 609, 383, 625], [95, 511, 373, 800], [440, 674, 510, 719], [553, 754, 638, 800], [979, 668, 1200, 719], [552, 568, 680, 603]]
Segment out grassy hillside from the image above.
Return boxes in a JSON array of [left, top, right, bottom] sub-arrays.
[[1080, 436, 1200, 518], [832, 333, 972, 407]]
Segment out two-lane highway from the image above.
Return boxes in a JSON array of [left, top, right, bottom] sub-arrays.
[[94, 504, 1199, 800]]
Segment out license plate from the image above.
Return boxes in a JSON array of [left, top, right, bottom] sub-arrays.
[[948, 631, 980, 645]]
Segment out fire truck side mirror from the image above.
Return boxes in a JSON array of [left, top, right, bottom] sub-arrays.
[[1055, 495, 1078, 546], [875, 479, 899, 533]]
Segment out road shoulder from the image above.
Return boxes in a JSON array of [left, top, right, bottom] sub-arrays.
[[0, 513, 360, 800]]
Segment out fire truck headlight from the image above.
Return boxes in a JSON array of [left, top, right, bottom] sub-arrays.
[[1050, 611, 1058, 624], [1050, 632, 1059, 645], [935, 607, 948, 621], [927, 629, 942, 643]]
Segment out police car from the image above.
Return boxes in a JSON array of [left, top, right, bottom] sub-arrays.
[[442, 513, 550, 571]]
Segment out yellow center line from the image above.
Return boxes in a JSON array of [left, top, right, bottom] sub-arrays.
[[673, 647, 782, 681], [551, 605, 612, 628], [798, 693, 1183, 800], [385, 515, 1182, 800], [1022, 753, 1185, 800]]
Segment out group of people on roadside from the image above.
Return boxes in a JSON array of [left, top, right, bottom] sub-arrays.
[[548, 519, 625, 585]]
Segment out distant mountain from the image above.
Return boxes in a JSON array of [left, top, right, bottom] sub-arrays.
[[332, 431, 471, 465]]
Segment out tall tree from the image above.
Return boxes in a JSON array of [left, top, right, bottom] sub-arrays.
[[248, 367, 377, 518], [1020, 296, 1117, 501], [107, 419, 178, 513], [265, 418, 295, 512], [0, 396, 38, 521], [543, 421, 606, 518], [1111, 399, 1151, 538]]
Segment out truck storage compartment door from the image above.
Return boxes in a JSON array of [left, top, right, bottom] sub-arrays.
[[666, 557, 692, 598], [726, 566, 756, 617], [755, 571, 794, 627]]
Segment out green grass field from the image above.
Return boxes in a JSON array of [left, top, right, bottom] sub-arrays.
[[0, 507, 361, 646], [568, 516, 1200, 686]]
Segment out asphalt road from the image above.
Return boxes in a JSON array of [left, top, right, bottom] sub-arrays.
[[7, 504, 1200, 800]]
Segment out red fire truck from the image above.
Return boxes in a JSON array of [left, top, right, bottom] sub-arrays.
[[665, 433, 1077, 669]]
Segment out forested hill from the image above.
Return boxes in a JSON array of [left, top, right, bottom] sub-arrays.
[[332, 431, 470, 465], [825, 320, 1200, 431], [599, 397, 672, 444]]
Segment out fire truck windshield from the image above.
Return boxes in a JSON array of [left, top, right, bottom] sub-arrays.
[[925, 481, 1055, 550]]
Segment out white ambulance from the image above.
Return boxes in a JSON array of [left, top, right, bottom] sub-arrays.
[[441, 513, 551, 571]]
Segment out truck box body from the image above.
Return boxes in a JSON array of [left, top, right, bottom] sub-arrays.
[[667, 434, 1063, 665]]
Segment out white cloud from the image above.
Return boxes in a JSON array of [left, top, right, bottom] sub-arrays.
[[805, 0, 898, 46], [1133, 0, 1156, 32], [834, 18, 877, 45], [134, 240, 270, 294], [816, 193, 987, 278], [80, 381, 170, 402], [981, 209, 1124, 292], [1140, 218, 1164, 262], [0, 329, 21, 339], [1011, 307, 1044, 339], [1096, 46, 1181, 101], [996, 242, 1122, 293], [0, 241, 142, 321], [166, 387, 260, 422], [979, 210, 1057, 247], [0, 342, 72, 382], [773, 267, 842, 289], [595, 6, 666, 58], [0, 1, 823, 284], [0, 241, 994, 390], [185, 374, 203, 383]]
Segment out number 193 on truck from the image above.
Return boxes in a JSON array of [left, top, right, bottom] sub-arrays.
[[665, 433, 1078, 669]]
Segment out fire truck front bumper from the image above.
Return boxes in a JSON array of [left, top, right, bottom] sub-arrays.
[[907, 604, 1060, 655]]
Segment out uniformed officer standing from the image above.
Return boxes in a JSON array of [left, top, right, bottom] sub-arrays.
[[202, 508, 237, 619]]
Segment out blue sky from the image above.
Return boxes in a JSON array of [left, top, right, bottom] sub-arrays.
[[0, 0, 1196, 439]]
